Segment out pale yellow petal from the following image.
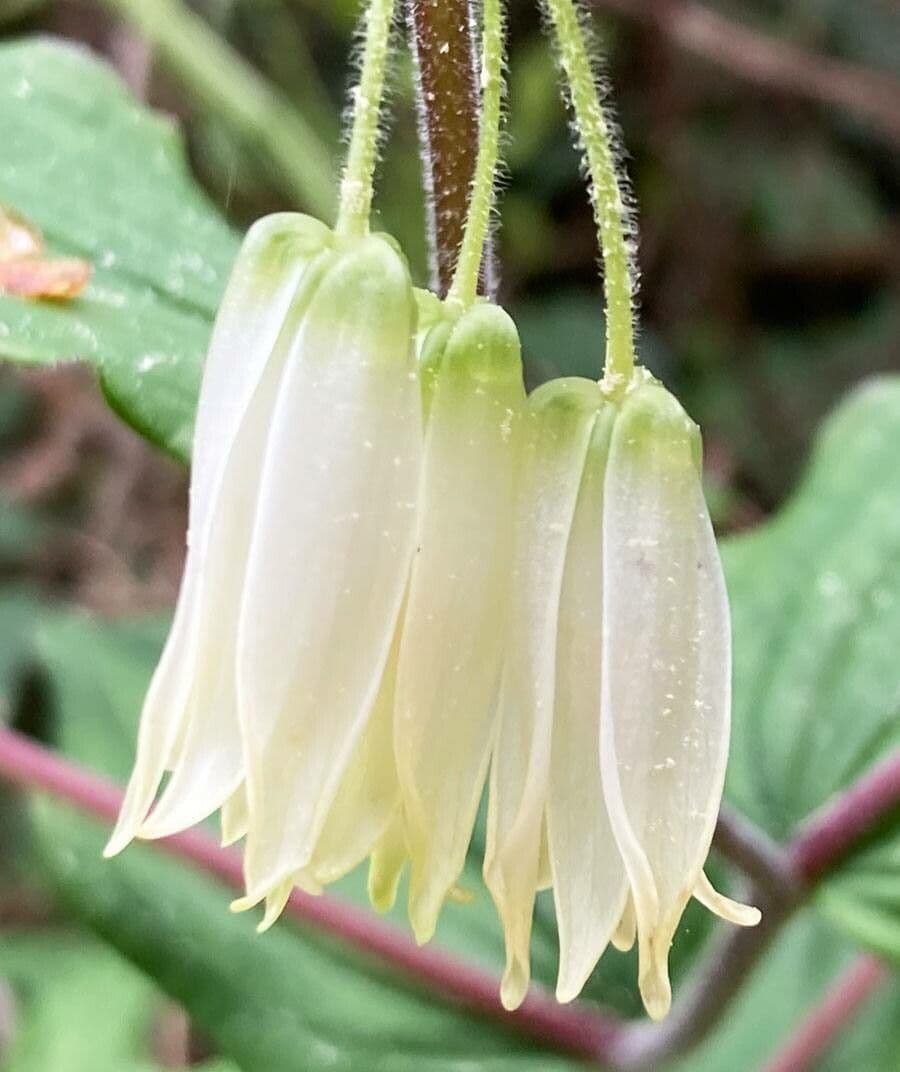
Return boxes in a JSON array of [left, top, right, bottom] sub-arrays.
[[694, 871, 761, 927], [238, 236, 421, 902], [536, 820, 552, 893], [601, 383, 732, 1021], [397, 304, 525, 943], [548, 407, 629, 1004], [484, 377, 604, 1011], [309, 623, 403, 886], [220, 785, 250, 847], [105, 217, 329, 857], [368, 812, 408, 914], [611, 895, 636, 953]]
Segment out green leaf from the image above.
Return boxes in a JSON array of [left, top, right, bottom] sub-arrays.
[[672, 912, 900, 1072], [0, 37, 239, 460], [28, 612, 581, 1072], [0, 929, 237, 1072], [723, 375, 900, 961], [25, 605, 900, 1070]]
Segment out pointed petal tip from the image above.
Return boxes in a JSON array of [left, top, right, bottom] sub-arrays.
[[258, 884, 293, 933], [408, 873, 452, 945], [639, 968, 672, 1022], [229, 894, 259, 914], [554, 976, 583, 1005], [637, 926, 673, 1021], [367, 823, 407, 914], [499, 963, 529, 1012], [103, 815, 138, 858], [102, 834, 128, 859], [409, 907, 437, 947], [694, 871, 762, 927]]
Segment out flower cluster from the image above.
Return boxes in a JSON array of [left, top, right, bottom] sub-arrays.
[[107, 0, 759, 1022], [108, 213, 758, 1019]]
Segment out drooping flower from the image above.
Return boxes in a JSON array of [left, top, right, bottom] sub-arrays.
[[105, 213, 530, 939], [228, 228, 422, 912], [600, 381, 760, 1019], [392, 300, 526, 941], [105, 212, 333, 857], [105, 219, 424, 885], [485, 374, 759, 1018]]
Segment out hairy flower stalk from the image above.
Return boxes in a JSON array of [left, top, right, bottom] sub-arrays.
[[482, 0, 759, 1021], [485, 376, 760, 1018]]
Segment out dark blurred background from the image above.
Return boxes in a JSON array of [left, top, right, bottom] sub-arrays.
[[0, 0, 897, 619]]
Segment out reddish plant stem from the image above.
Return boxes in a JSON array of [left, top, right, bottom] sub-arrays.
[[407, 0, 484, 297], [762, 955, 890, 1072], [713, 804, 799, 899], [609, 749, 900, 1067], [0, 726, 618, 1061], [1, 724, 898, 1068], [790, 750, 900, 884]]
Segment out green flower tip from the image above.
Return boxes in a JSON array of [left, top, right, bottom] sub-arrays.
[[303, 233, 415, 362], [443, 303, 522, 386], [242, 213, 332, 294], [612, 381, 703, 471], [418, 301, 525, 420]]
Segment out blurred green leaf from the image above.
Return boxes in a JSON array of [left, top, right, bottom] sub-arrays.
[[816, 835, 900, 964], [0, 37, 239, 460], [28, 613, 580, 1072], [0, 930, 236, 1072], [723, 376, 900, 962], [671, 912, 900, 1071]]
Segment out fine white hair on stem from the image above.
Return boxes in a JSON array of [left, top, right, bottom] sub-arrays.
[[405, 0, 438, 285], [337, 0, 399, 235], [406, 0, 485, 295], [538, 0, 641, 385], [447, 0, 509, 307], [540, 0, 640, 295]]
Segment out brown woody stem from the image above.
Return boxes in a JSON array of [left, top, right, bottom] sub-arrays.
[[406, 0, 485, 296]]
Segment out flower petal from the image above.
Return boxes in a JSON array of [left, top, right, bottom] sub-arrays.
[[368, 812, 408, 913], [484, 378, 604, 1011], [396, 304, 525, 944], [601, 383, 732, 1021], [105, 215, 329, 857], [308, 621, 403, 887], [238, 235, 421, 902], [611, 895, 637, 953], [694, 871, 761, 927], [547, 406, 629, 1003], [220, 786, 249, 847]]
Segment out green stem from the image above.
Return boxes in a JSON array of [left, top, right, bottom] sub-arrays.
[[542, 0, 636, 388], [98, 0, 336, 221], [446, 0, 505, 309], [336, 0, 396, 237]]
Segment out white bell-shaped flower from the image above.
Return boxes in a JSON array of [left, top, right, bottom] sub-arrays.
[[485, 378, 628, 1011], [600, 381, 759, 1020], [233, 232, 421, 907], [105, 213, 331, 856], [485, 376, 759, 1017], [394, 302, 526, 942]]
